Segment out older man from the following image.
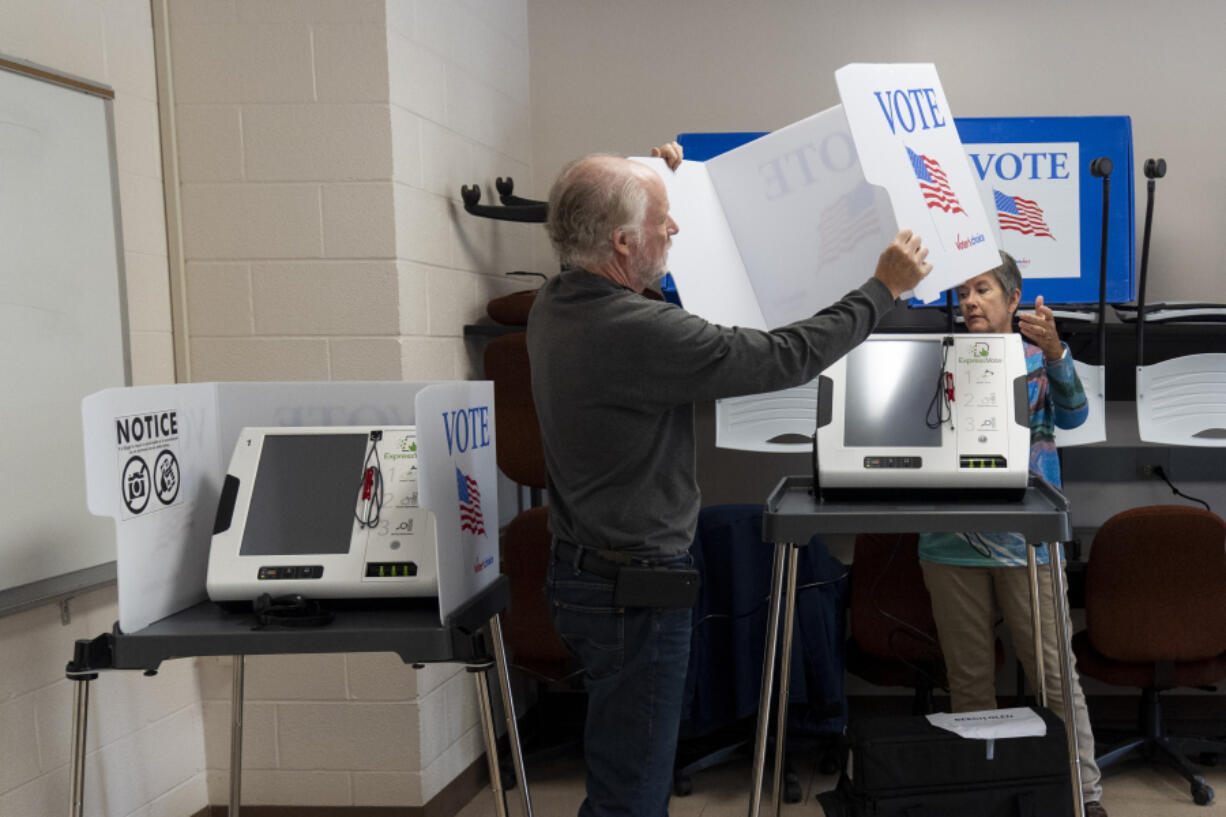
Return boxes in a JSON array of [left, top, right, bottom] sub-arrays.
[[526, 142, 931, 817]]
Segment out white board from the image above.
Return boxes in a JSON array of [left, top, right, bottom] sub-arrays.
[[0, 58, 128, 609]]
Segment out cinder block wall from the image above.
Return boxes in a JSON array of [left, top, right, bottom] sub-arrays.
[[165, 0, 534, 809], [1, 0, 535, 814], [176, 0, 534, 385]]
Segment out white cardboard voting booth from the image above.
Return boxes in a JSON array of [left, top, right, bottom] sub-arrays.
[[81, 381, 499, 632], [1137, 356, 1226, 447], [1054, 361, 1107, 447], [634, 63, 1000, 452]]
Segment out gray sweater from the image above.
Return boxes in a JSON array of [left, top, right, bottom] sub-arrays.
[[526, 269, 895, 558]]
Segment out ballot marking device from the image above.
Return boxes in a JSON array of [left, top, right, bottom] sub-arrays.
[[207, 426, 438, 604], [815, 333, 1030, 499]]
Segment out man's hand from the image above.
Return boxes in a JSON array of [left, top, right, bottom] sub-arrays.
[[873, 229, 932, 299], [651, 141, 683, 171], [1018, 295, 1065, 361]]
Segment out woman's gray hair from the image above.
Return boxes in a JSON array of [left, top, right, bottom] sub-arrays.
[[989, 250, 1023, 299], [545, 155, 648, 270]]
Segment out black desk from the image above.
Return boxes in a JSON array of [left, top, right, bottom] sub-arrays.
[[749, 477, 1081, 817], [64, 576, 532, 817]]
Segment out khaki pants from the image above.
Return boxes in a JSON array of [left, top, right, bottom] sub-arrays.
[[920, 559, 1102, 802]]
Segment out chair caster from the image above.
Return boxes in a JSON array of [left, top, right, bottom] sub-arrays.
[[1198, 752, 1219, 767], [1192, 782, 1214, 806]]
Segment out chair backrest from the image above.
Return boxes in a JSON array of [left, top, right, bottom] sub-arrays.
[[500, 505, 577, 683], [1086, 504, 1226, 662], [482, 332, 547, 489], [849, 533, 942, 663], [486, 289, 537, 326]]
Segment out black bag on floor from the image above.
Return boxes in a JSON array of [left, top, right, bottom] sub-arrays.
[[815, 707, 1074, 817]]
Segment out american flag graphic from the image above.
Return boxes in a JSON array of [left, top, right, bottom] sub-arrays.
[[817, 181, 881, 266], [456, 466, 486, 536], [906, 146, 965, 215], [994, 189, 1054, 239]]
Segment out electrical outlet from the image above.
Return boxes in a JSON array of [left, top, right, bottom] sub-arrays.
[[1139, 463, 1162, 479]]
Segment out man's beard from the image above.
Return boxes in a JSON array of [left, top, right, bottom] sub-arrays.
[[631, 249, 668, 291]]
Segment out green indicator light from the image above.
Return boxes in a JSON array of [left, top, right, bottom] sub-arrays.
[[379, 565, 385, 577]]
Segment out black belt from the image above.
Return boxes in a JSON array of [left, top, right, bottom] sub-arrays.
[[554, 540, 701, 608], [553, 540, 630, 579]]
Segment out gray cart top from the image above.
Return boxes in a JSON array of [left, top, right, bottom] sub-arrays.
[[763, 476, 1072, 544]]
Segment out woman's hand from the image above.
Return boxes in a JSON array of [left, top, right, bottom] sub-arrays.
[[1017, 294, 1065, 361]]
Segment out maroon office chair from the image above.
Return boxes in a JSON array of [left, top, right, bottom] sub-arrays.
[[482, 325, 584, 783], [1071, 505, 1226, 806], [847, 533, 1005, 714], [847, 533, 947, 714]]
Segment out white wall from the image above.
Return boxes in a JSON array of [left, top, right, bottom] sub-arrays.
[[527, 0, 1226, 303], [0, 588, 207, 817], [527, 0, 1226, 522], [196, 654, 480, 808]]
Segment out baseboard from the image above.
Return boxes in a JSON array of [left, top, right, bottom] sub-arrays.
[[194, 754, 489, 817]]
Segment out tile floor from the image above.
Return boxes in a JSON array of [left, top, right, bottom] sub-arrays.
[[455, 747, 1226, 817]]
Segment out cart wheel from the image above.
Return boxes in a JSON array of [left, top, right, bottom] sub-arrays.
[[1192, 783, 1214, 806], [784, 772, 803, 803], [499, 754, 517, 792]]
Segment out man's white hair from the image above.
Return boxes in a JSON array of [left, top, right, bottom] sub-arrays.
[[545, 155, 649, 270]]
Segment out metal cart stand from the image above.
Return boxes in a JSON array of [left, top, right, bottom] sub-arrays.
[[749, 476, 1081, 817], [64, 575, 531, 817]]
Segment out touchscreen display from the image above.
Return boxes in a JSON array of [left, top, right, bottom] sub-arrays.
[[239, 433, 368, 556], [844, 339, 943, 448]]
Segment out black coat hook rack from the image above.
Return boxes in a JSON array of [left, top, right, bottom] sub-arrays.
[[460, 177, 547, 223]]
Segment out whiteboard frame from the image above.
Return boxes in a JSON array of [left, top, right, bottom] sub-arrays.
[[0, 55, 130, 618]]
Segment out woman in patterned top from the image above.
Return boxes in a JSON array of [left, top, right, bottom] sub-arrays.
[[918, 251, 1107, 817]]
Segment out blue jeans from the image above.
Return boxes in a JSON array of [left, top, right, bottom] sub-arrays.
[[546, 546, 694, 817]]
